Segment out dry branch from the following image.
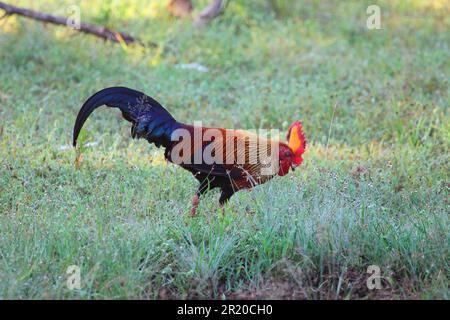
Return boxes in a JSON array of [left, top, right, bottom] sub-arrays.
[[194, 0, 226, 27], [0, 2, 156, 47]]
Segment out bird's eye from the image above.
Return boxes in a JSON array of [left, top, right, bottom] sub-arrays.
[[284, 151, 291, 157]]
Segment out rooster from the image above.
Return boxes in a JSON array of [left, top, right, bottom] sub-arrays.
[[73, 87, 306, 216]]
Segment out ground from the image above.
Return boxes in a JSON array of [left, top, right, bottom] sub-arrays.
[[0, 0, 448, 299]]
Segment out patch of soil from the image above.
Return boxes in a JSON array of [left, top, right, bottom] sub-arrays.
[[227, 268, 418, 300]]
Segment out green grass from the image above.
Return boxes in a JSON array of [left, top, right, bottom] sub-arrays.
[[0, 0, 449, 299]]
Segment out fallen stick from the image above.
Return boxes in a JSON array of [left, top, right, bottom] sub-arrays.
[[194, 0, 226, 27], [0, 2, 156, 47]]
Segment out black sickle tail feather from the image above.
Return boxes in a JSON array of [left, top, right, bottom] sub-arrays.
[[73, 87, 179, 148]]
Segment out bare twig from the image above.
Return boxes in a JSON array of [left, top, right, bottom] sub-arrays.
[[0, 2, 157, 47], [194, 0, 226, 27]]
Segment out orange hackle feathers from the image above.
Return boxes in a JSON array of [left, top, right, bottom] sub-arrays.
[[287, 121, 306, 165]]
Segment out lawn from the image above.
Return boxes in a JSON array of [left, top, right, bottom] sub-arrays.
[[0, 0, 448, 299]]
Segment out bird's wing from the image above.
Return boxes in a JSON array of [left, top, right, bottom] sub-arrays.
[[171, 128, 280, 186], [203, 129, 280, 185]]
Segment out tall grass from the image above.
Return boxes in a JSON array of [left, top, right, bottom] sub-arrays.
[[0, 0, 448, 299]]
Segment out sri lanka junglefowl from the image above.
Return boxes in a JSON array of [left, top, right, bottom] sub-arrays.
[[73, 87, 306, 216]]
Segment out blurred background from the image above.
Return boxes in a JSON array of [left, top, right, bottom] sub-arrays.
[[1, 0, 448, 143], [0, 0, 448, 299]]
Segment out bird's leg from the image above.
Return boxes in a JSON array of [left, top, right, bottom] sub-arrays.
[[219, 188, 235, 215], [219, 203, 225, 216], [190, 193, 200, 217], [189, 179, 211, 217]]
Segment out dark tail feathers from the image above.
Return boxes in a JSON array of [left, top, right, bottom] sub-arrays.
[[73, 87, 178, 148]]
